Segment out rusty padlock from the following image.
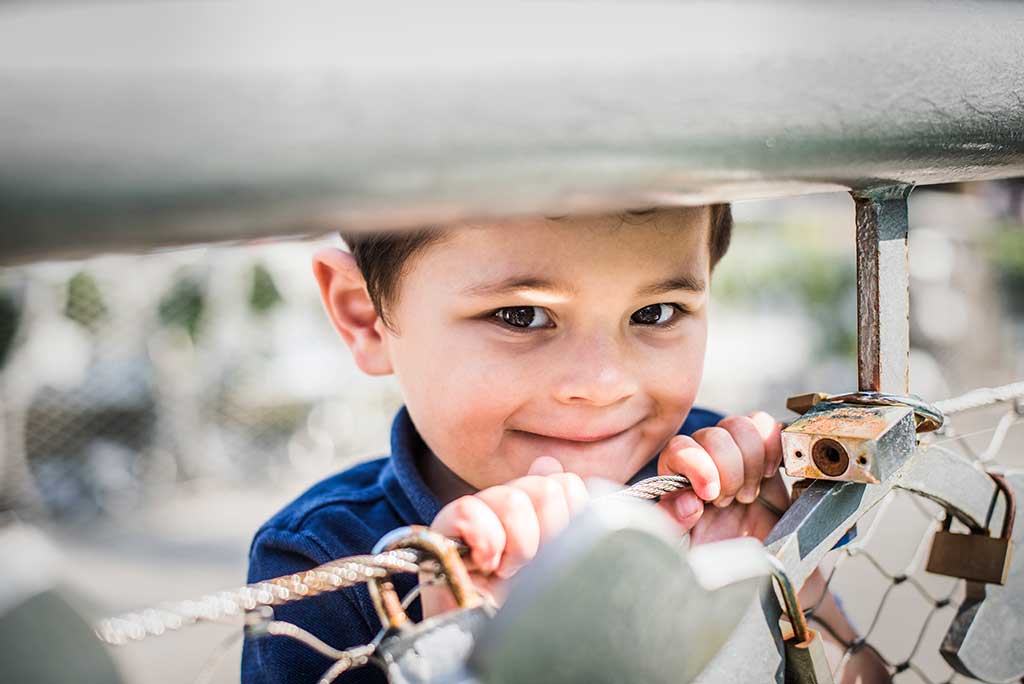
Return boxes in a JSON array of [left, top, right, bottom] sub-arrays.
[[926, 474, 1016, 585], [368, 526, 495, 684], [768, 556, 834, 684], [782, 391, 941, 484]]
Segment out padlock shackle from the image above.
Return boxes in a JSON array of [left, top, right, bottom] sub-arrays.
[[368, 526, 483, 631], [991, 473, 1017, 540], [766, 555, 810, 645], [813, 391, 944, 433]]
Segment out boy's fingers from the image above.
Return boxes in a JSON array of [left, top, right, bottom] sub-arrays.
[[527, 456, 564, 476], [749, 411, 784, 479], [759, 470, 790, 514], [505, 474, 571, 545], [431, 495, 506, 574], [547, 472, 589, 515], [475, 485, 540, 579], [659, 490, 704, 533], [658, 435, 720, 501], [692, 427, 744, 506], [718, 416, 766, 504]]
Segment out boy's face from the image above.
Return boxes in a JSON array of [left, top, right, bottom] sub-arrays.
[[380, 208, 712, 489]]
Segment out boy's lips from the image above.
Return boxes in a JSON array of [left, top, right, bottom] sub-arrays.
[[510, 421, 640, 445]]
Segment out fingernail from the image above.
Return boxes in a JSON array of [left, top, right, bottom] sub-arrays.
[[674, 495, 701, 520], [737, 486, 756, 504], [706, 482, 721, 501], [763, 463, 778, 480], [715, 496, 734, 508], [497, 564, 523, 580]]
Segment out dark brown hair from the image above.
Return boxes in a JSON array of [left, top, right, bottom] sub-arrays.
[[340, 204, 732, 324]]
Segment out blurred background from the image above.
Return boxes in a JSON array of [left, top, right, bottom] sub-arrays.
[[1, 181, 1022, 683]]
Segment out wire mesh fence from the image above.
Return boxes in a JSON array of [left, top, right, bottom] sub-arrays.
[[806, 396, 1024, 684], [0, 240, 402, 523]]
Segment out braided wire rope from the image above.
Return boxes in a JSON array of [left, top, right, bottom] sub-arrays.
[[96, 473, 691, 647]]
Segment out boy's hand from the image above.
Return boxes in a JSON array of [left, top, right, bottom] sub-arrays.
[[422, 456, 588, 618], [657, 412, 787, 540]]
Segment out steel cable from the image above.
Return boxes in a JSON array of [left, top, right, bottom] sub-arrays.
[[95, 474, 691, 646]]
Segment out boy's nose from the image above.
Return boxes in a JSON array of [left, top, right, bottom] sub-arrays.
[[551, 337, 640, 407]]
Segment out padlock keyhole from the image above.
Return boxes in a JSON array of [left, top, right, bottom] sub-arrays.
[[812, 438, 849, 476]]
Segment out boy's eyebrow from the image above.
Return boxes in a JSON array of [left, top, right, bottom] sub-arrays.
[[461, 275, 706, 298], [460, 277, 573, 298], [636, 274, 706, 296]]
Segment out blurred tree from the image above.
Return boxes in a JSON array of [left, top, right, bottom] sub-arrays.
[[989, 225, 1024, 317], [0, 285, 20, 370], [249, 262, 283, 315], [158, 270, 206, 342], [714, 224, 857, 360], [64, 272, 107, 333]]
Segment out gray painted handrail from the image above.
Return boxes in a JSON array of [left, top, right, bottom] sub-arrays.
[[1, 0, 1023, 261]]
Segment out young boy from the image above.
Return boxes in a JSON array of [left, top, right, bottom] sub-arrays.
[[241, 206, 878, 683]]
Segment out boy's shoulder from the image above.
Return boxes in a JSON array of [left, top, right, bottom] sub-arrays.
[[681, 406, 723, 432], [259, 457, 390, 533], [250, 455, 403, 567]]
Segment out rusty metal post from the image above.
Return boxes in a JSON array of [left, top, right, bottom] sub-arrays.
[[852, 185, 912, 394]]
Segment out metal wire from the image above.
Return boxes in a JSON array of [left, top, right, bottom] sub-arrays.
[[933, 381, 1024, 417], [96, 550, 420, 645]]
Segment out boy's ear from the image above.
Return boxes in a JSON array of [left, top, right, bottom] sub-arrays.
[[312, 247, 393, 376]]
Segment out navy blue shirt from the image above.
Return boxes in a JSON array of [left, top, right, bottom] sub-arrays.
[[242, 405, 722, 684]]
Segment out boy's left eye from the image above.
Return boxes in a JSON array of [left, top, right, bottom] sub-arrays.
[[630, 303, 680, 326]]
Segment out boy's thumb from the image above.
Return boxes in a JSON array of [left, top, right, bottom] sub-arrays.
[[527, 456, 564, 476]]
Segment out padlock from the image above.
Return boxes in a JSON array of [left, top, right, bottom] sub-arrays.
[[368, 526, 495, 684], [926, 474, 1016, 585], [782, 400, 917, 484], [768, 555, 835, 684]]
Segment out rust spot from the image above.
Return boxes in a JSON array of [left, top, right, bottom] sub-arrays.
[[812, 438, 849, 476], [788, 406, 888, 440]]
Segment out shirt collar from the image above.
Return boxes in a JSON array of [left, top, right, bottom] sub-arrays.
[[381, 406, 444, 524]]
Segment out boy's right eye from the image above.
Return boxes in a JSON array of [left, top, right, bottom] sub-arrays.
[[493, 306, 553, 330]]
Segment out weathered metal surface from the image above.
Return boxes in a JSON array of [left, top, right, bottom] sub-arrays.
[[377, 606, 493, 684], [853, 186, 912, 395], [781, 403, 916, 484], [927, 530, 1014, 585], [0, 524, 125, 684], [939, 471, 1024, 682], [824, 391, 944, 433], [1, 2, 1024, 262], [926, 472, 1015, 585], [470, 499, 769, 684], [771, 557, 834, 684], [896, 445, 995, 531], [783, 630, 834, 684]]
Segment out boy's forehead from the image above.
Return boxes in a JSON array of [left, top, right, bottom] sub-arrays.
[[459, 207, 709, 265], [410, 207, 711, 295]]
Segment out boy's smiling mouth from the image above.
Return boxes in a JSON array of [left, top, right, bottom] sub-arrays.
[[508, 419, 642, 445]]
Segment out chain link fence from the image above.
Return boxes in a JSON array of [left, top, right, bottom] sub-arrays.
[[806, 398, 1024, 684], [0, 239, 402, 524]]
